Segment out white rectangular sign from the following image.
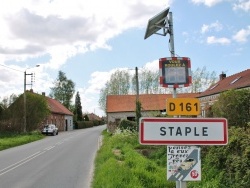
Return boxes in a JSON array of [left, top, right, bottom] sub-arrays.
[[167, 146, 201, 181], [139, 118, 228, 145]]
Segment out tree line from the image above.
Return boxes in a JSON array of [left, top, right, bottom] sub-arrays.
[[99, 66, 218, 114]]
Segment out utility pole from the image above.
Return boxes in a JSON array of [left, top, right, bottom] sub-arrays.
[[23, 65, 40, 132], [135, 67, 141, 130], [135, 67, 139, 101], [23, 71, 33, 132]]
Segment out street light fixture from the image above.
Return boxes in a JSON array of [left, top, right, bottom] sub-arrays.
[[23, 65, 40, 132]]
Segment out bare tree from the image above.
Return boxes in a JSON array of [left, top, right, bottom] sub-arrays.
[[180, 66, 217, 93], [99, 66, 216, 114], [99, 70, 130, 114]]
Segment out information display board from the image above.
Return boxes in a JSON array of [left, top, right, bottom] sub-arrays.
[[159, 57, 191, 88]]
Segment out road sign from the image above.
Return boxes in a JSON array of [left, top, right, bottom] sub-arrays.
[[159, 57, 192, 88], [166, 98, 200, 115], [167, 146, 201, 181], [139, 117, 228, 145]]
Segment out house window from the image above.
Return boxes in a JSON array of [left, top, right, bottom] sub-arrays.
[[127, 116, 135, 121], [209, 84, 218, 90], [230, 76, 241, 84]]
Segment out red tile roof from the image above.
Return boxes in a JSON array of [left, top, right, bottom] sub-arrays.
[[46, 97, 73, 116], [198, 69, 250, 97], [107, 93, 199, 113], [84, 113, 102, 121]]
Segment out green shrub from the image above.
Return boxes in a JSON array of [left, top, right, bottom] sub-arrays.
[[93, 120, 99, 126], [76, 121, 94, 129], [118, 119, 137, 132]]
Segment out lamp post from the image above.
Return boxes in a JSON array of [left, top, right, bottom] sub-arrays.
[[23, 65, 40, 132]]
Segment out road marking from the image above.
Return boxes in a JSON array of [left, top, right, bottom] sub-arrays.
[[56, 141, 64, 145], [44, 146, 55, 150], [0, 134, 80, 177], [0, 151, 45, 176]]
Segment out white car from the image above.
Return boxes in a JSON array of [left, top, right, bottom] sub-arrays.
[[42, 124, 59, 136], [178, 158, 196, 171]]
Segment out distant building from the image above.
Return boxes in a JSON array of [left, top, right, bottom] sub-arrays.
[[106, 93, 199, 124], [28, 91, 74, 131], [83, 113, 102, 121], [43, 92, 74, 131], [198, 69, 250, 117]]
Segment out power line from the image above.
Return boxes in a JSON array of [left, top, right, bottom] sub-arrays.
[[0, 64, 23, 73]]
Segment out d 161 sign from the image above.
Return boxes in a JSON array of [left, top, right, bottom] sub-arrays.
[[166, 98, 200, 116]]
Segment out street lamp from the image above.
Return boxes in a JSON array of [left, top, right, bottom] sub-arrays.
[[23, 65, 40, 132]]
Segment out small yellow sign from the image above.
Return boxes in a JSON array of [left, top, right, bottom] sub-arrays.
[[166, 98, 200, 115]]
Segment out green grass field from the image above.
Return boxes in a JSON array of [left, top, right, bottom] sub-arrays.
[[0, 131, 44, 151]]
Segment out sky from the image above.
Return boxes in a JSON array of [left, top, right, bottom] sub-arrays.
[[0, 0, 249, 117]]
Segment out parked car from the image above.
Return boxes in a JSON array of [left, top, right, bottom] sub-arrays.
[[42, 124, 59, 136]]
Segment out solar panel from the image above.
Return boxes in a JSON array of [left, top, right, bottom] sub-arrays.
[[144, 7, 170, 40]]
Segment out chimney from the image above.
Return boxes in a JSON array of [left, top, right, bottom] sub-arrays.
[[219, 73, 226, 80], [42, 92, 46, 96]]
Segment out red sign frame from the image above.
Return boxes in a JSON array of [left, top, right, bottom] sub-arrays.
[[139, 118, 228, 145], [159, 57, 192, 88]]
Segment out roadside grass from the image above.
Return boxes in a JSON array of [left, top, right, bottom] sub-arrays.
[[0, 131, 45, 151], [92, 129, 175, 188]]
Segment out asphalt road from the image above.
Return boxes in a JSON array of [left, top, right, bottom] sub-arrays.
[[0, 125, 106, 188]]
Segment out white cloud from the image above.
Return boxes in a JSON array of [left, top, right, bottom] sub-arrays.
[[0, 0, 172, 116], [207, 36, 231, 45], [191, 0, 224, 7], [233, 0, 250, 12], [143, 60, 159, 72], [232, 26, 250, 43], [201, 21, 223, 33], [0, 0, 169, 63]]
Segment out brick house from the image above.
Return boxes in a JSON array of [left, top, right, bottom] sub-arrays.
[[198, 69, 250, 117], [83, 113, 102, 121], [44, 94, 74, 131], [106, 93, 199, 124]]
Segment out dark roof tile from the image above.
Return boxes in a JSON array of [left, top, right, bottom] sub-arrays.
[[46, 97, 73, 116], [198, 69, 250, 97]]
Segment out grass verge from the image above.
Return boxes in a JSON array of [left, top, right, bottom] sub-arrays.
[[0, 131, 45, 151], [92, 129, 175, 188]]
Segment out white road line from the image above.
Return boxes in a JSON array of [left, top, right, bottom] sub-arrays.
[[0, 151, 46, 176], [44, 146, 55, 150], [56, 141, 64, 145], [0, 151, 41, 174]]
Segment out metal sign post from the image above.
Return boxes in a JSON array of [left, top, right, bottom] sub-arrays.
[[168, 11, 186, 188], [144, 7, 190, 188], [144, 7, 229, 188]]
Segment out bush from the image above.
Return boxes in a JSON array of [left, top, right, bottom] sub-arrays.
[[76, 121, 94, 129], [119, 119, 137, 132]]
